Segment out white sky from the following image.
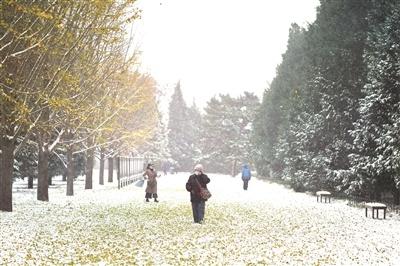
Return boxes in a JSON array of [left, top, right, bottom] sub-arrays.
[[133, 0, 320, 109]]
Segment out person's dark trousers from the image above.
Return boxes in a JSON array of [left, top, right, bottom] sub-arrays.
[[243, 180, 249, 190], [145, 193, 158, 200], [191, 201, 205, 223]]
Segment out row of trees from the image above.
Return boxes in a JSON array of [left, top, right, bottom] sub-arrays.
[[167, 82, 260, 174], [253, 0, 400, 203], [0, 1, 159, 212]]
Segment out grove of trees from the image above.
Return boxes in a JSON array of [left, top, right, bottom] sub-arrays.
[[4, 0, 399, 213], [0, 0, 159, 212], [253, 0, 400, 204], [167, 82, 260, 175]]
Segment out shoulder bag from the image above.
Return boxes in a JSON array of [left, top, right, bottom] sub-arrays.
[[194, 177, 212, 200]]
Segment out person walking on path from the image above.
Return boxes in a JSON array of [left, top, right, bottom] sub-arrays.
[[241, 164, 251, 190], [161, 160, 169, 176], [143, 163, 159, 202], [185, 164, 210, 224]]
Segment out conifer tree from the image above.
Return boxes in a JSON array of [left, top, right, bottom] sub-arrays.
[[201, 93, 259, 174], [167, 82, 193, 171], [252, 0, 374, 194], [348, 0, 400, 202], [188, 101, 203, 163]]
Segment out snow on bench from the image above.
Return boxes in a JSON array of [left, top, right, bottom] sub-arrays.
[[316, 191, 331, 203], [365, 202, 387, 219]]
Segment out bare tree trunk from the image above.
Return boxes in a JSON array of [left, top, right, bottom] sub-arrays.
[[99, 148, 104, 185], [375, 187, 382, 202], [231, 159, 237, 177], [66, 144, 74, 196], [62, 169, 67, 181], [37, 107, 50, 202], [393, 188, 400, 205], [0, 136, 15, 212], [85, 148, 94, 189], [37, 140, 49, 201], [28, 176, 34, 189], [108, 157, 113, 183], [117, 157, 120, 189]]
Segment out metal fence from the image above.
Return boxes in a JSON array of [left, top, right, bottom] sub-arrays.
[[117, 157, 147, 189]]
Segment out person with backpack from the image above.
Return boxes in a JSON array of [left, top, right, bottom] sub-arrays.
[[241, 164, 251, 190], [143, 163, 159, 202], [185, 164, 210, 224]]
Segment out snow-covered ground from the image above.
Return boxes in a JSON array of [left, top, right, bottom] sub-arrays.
[[1, 171, 400, 265]]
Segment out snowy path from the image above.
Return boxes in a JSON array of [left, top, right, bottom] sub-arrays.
[[1, 172, 400, 265]]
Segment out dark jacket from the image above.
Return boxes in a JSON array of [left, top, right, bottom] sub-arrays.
[[185, 173, 210, 202]]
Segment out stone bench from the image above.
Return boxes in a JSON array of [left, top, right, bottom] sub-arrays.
[[365, 202, 387, 219], [316, 191, 331, 203]]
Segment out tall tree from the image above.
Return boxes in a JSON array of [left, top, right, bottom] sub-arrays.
[[201, 93, 259, 174], [253, 23, 310, 179], [348, 0, 400, 202], [200, 96, 232, 173], [252, 0, 374, 194], [167, 82, 193, 171], [0, 0, 152, 210], [187, 101, 202, 163]]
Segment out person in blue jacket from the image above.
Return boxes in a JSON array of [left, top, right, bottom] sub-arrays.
[[241, 164, 251, 190]]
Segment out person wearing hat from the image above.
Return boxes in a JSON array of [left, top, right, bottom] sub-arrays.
[[143, 163, 159, 202], [185, 164, 210, 223]]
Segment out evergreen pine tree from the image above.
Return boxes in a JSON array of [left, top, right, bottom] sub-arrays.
[[253, 23, 310, 178], [201, 93, 259, 174], [200, 96, 231, 173], [252, 0, 374, 194], [349, 0, 400, 202], [188, 101, 202, 163], [167, 82, 193, 171]]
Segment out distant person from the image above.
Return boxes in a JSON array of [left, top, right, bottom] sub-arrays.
[[161, 161, 169, 176], [169, 166, 175, 175], [143, 163, 159, 202], [185, 164, 210, 224], [241, 164, 251, 190], [172, 162, 180, 174]]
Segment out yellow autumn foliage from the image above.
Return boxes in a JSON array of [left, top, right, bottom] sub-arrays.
[[1, 0, 156, 158]]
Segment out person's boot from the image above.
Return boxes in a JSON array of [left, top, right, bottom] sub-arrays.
[[154, 198, 159, 203], [146, 198, 149, 202]]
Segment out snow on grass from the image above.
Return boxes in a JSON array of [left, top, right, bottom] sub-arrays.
[[1, 171, 400, 265]]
